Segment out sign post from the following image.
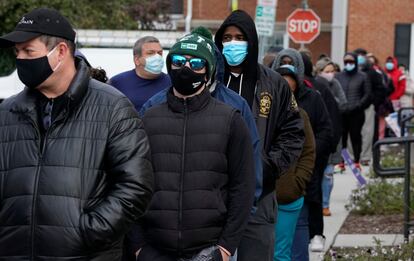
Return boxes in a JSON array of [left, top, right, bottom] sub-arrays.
[[255, 0, 277, 62], [286, 8, 321, 44]]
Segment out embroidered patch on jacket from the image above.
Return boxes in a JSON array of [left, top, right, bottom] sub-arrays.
[[259, 92, 272, 118], [291, 94, 299, 112]]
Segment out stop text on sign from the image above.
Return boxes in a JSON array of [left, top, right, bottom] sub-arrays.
[[289, 19, 318, 33]]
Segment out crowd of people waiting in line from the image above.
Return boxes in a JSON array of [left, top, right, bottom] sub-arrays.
[[0, 7, 413, 261]]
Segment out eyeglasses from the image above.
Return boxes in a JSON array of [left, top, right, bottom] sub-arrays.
[[171, 54, 206, 71]]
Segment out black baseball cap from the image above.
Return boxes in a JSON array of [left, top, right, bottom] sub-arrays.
[[0, 7, 76, 48]]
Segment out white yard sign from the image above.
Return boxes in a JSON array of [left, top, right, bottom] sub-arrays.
[[255, 0, 277, 37]]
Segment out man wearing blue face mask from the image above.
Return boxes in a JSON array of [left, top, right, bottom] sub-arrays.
[[109, 36, 171, 112], [215, 10, 305, 261], [335, 52, 371, 171]]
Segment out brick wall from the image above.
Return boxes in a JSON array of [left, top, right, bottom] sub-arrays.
[[290, 32, 332, 62], [183, 0, 332, 63], [186, 0, 332, 22], [347, 0, 414, 65], [276, 0, 332, 23]]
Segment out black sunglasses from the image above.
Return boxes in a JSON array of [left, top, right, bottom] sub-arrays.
[[171, 54, 206, 71]]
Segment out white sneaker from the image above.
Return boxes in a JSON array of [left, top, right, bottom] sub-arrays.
[[310, 235, 325, 252]]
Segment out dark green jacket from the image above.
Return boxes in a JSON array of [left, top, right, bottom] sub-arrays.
[[276, 108, 315, 204]]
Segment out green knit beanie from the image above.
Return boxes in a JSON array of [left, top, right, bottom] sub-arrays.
[[167, 33, 216, 80]]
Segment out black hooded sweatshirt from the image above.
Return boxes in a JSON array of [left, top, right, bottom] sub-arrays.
[[215, 10, 258, 107], [215, 10, 305, 197]]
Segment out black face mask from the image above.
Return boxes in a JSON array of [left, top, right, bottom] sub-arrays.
[[16, 47, 60, 89], [170, 67, 206, 96]]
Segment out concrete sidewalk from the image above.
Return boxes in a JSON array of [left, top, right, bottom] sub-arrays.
[[309, 167, 361, 261], [333, 234, 405, 247], [308, 164, 409, 260]]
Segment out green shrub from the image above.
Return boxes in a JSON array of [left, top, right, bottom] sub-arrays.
[[0, 49, 15, 77], [325, 238, 414, 260], [346, 178, 414, 215], [380, 152, 405, 169]]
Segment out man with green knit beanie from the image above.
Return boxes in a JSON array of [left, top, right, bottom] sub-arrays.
[[166, 33, 217, 90], [128, 32, 256, 261]]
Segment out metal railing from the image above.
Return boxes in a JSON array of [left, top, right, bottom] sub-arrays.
[[398, 107, 414, 136], [373, 107, 414, 241]]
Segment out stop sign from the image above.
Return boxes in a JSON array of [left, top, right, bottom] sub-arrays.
[[287, 9, 321, 44]]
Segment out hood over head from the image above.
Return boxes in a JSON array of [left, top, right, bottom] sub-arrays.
[[315, 57, 334, 74], [385, 56, 398, 72], [343, 52, 358, 74], [215, 10, 258, 82], [272, 48, 305, 84], [301, 52, 314, 77]]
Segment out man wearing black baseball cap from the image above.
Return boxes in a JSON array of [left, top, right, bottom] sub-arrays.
[[0, 7, 154, 260]]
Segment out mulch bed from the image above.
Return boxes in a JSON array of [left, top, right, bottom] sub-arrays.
[[339, 213, 406, 234]]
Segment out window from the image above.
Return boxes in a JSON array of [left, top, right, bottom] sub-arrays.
[[394, 24, 411, 69], [171, 0, 183, 14]]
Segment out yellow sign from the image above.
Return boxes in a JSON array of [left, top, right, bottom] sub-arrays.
[[232, 0, 238, 11]]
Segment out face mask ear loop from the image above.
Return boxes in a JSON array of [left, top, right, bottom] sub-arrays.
[[47, 45, 62, 72]]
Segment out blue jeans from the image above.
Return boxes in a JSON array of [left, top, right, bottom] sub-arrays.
[[291, 203, 309, 261], [274, 197, 304, 261], [322, 164, 334, 209], [229, 250, 237, 261]]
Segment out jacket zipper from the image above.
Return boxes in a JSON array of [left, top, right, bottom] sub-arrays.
[[178, 100, 188, 255], [0, 171, 3, 203], [29, 99, 63, 260], [27, 115, 43, 261]]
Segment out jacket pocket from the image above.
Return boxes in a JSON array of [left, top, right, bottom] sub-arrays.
[[79, 213, 93, 251]]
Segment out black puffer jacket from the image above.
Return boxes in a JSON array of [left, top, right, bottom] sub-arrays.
[[140, 88, 255, 256], [335, 52, 371, 114], [0, 60, 153, 260]]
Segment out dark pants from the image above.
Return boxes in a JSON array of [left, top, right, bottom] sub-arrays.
[[373, 112, 379, 145], [306, 152, 328, 239], [237, 193, 277, 261], [307, 200, 323, 239], [291, 203, 309, 261], [342, 112, 365, 162]]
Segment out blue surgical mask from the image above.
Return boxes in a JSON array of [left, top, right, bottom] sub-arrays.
[[385, 62, 394, 71], [144, 54, 164, 75], [222, 40, 248, 66], [344, 63, 356, 72], [357, 55, 366, 65], [280, 64, 297, 73]]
